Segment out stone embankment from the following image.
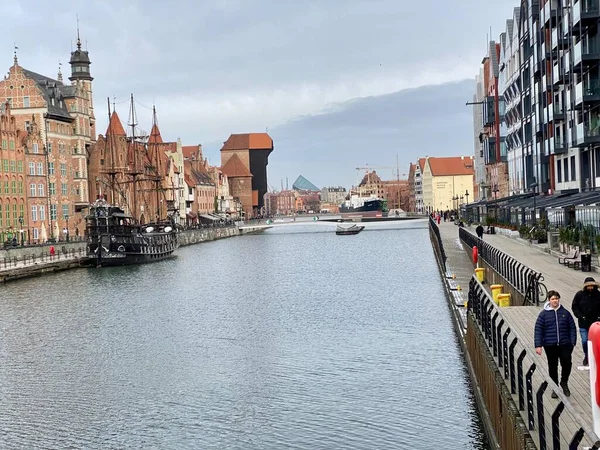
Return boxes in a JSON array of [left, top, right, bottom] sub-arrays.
[[0, 225, 264, 283]]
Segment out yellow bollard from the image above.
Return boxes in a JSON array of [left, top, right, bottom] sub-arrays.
[[475, 267, 485, 282], [491, 284, 503, 304], [498, 293, 511, 307]]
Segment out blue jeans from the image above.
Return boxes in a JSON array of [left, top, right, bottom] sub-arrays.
[[580, 328, 589, 355]]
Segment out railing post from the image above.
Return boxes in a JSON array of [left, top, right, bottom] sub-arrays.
[[518, 350, 527, 410], [526, 363, 537, 430], [537, 381, 548, 449], [552, 402, 565, 450], [509, 338, 518, 393]]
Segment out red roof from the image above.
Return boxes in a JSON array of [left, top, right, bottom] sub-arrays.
[[221, 133, 273, 151], [427, 156, 474, 176], [221, 154, 252, 177], [148, 124, 163, 144], [106, 111, 126, 136], [182, 145, 200, 160]]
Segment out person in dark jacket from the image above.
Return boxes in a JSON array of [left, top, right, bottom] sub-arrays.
[[476, 224, 484, 239], [571, 276, 600, 366], [534, 290, 577, 398]]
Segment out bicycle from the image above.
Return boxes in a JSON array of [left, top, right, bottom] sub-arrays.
[[524, 273, 547, 306]]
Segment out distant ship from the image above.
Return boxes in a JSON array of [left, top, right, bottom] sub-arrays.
[[339, 198, 388, 217]]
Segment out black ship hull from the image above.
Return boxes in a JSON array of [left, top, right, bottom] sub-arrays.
[[84, 233, 179, 267]]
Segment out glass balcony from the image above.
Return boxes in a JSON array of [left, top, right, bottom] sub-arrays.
[[554, 135, 566, 151], [574, 0, 600, 25], [554, 103, 564, 114], [575, 79, 600, 104], [574, 38, 600, 66]]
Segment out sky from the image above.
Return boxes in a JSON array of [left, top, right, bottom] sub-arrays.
[[2, 0, 520, 189]]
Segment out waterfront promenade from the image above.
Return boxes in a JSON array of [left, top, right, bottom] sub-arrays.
[[437, 219, 599, 446]]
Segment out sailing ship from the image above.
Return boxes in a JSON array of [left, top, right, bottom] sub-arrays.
[[83, 96, 179, 267]]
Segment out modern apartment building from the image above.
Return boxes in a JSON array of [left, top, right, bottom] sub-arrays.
[[499, 8, 524, 195], [483, 0, 600, 199], [473, 70, 487, 201], [474, 40, 509, 202]]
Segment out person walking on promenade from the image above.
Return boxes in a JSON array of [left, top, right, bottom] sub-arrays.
[[572, 277, 600, 366], [476, 224, 484, 239], [534, 290, 577, 398]]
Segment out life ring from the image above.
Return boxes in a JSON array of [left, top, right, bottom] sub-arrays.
[[472, 246, 478, 264]]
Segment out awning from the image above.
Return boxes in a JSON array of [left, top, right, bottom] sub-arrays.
[[200, 214, 219, 221], [186, 212, 197, 219]]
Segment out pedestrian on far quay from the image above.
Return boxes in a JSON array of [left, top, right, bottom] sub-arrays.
[[534, 290, 577, 398], [476, 224, 484, 239], [572, 276, 600, 367]]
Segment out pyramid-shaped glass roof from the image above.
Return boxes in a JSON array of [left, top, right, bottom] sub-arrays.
[[292, 175, 320, 191]]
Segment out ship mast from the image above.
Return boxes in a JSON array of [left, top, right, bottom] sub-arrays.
[[106, 97, 118, 205], [150, 106, 163, 222], [127, 93, 142, 222]]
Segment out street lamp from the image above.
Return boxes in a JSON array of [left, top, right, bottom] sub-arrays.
[[65, 214, 69, 242], [529, 177, 538, 226], [465, 190, 470, 223], [18, 215, 24, 246]]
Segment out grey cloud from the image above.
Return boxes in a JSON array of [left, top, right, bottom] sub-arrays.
[[202, 79, 476, 189]]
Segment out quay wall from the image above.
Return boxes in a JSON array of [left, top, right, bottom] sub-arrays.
[[428, 220, 534, 449], [0, 225, 265, 283]]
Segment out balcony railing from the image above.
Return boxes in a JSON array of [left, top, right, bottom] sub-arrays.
[[574, 38, 600, 65], [573, 0, 600, 25], [554, 135, 566, 149]]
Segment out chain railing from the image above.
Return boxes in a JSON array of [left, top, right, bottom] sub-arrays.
[[469, 277, 600, 449], [459, 227, 545, 306]]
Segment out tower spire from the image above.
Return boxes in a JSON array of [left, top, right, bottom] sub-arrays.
[[76, 15, 81, 50], [57, 61, 63, 82]]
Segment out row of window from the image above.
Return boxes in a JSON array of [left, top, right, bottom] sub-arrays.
[[2, 181, 71, 196], [0, 203, 70, 227], [556, 155, 577, 184], [2, 160, 71, 177]]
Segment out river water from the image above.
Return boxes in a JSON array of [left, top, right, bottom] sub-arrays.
[[0, 219, 489, 449]]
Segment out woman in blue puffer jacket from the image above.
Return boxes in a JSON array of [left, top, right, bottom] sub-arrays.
[[534, 290, 577, 398]]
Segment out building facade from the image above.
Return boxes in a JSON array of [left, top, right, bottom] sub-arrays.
[[421, 156, 474, 213], [320, 186, 347, 205], [0, 38, 96, 242], [220, 133, 273, 218]]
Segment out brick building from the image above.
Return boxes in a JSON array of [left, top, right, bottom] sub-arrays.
[[220, 133, 273, 218], [88, 108, 173, 224], [0, 36, 96, 242]]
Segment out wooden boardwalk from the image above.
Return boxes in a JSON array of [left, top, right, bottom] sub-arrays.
[[436, 220, 598, 447]]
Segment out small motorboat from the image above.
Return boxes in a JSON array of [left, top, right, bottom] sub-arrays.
[[336, 224, 365, 235]]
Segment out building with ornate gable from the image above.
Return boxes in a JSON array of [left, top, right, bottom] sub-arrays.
[[0, 34, 96, 242]]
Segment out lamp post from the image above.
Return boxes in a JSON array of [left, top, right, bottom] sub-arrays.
[[18, 215, 24, 246], [530, 177, 538, 226], [465, 190, 470, 223], [65, 214, 69, 242]]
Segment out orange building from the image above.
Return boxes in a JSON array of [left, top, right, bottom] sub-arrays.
[[220, 133, 273, 218]]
